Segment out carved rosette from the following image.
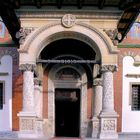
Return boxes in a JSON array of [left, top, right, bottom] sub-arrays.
[[61, 14, 76, 28], [19, 64, 36, 72], [101, 65, 117, 73]]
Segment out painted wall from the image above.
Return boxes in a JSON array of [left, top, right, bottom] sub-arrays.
[[0, 55, 12, 131], [122, 56, 140, 132]]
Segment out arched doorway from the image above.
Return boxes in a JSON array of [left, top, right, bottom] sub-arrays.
[[40, 38, 96, 138]]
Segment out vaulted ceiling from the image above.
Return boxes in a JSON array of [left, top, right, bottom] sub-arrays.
[[0, 0, 140, 45]]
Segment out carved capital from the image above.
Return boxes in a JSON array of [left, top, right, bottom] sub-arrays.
[[93, 79, 102, 86], [19, 64, 36, 72], [34, 78, 42, 86], [101, 65, 117, 73], [16, 27, 35, 44]]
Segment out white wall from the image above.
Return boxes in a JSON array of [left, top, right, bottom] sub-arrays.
[[122, 56, 140, 132], [0, 55, 12, 131]]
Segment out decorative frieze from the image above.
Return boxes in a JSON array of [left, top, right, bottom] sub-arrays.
[[19, 64, 36, 72], [101, 65, 117, 73], [16, 27, 35, 44]]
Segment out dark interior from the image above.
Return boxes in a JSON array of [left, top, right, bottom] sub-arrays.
[[55, 88, 80, 137]]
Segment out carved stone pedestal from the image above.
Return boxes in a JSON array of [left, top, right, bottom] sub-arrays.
[[18, 112, 37, 138], [99, 112, 118, 139]]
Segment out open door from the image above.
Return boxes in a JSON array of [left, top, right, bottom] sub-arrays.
[[55, 88, 80, 137]]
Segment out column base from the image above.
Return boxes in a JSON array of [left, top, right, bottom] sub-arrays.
[[92, 117, 99, 138], [17, 111, 37, 138], [99, 111, 119, 139]]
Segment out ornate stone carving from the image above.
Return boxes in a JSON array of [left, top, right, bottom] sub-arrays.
[[19, 64, 36, 72], [102, 120, 115, 131], [101, 65, 117, 73], [34, 78, 42, 85], [21, 118, 34, 131], [93, 79, 102, 86], [61, 14, 76, 28], [16, 27, 35, 44], [104, 29, 122, 46]]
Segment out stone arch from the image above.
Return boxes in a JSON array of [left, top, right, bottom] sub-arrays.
[[19, 22, 118, 65], [0, 49, 18, 64]]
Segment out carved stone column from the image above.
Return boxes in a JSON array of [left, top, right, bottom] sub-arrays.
[[99, 65, 118, 139], [34, 78, 44, 138], [18, 64, 37, 138], [92, 79, 103, 138], [34, 78, 42, 118]]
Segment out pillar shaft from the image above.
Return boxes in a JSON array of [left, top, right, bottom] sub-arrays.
[[23, 70, 34, 112], [92, 79, 103, 138]]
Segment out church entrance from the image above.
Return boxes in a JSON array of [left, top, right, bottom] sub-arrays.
[[55, 88, 80, 137]]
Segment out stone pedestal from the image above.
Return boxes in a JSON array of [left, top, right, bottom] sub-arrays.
[[99, 65, 118, 139], [18, 112, 37, 138], [99, 112, 118, 139]]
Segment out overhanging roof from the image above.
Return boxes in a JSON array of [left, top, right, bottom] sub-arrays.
[[0, 0, 140, 45]]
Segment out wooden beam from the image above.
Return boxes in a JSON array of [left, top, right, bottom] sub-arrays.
[[0, 0, 20, 45], [98, 0, 105, 9], [117, 1, 140, 42]]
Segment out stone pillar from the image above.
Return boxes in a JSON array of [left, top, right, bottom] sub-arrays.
[[34, 78, 42, 118], [99, 65, 118, 139], [34, 78, 44, 138], [92, 79, 103, 138], [18, 64, 37, 138]]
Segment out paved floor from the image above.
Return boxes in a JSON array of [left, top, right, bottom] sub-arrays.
[[1, 131, 140, 140]]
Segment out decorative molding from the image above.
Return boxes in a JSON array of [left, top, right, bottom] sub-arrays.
[[16, 27, 35, 44], [126, 74, 140, 78], [19, 64, 36, 72], [16, 9, 121, 19], [101, 65, 117, 73], [61, 14, 76, 28], [0, 72, 9, 76], [0, 49, 18, 61]]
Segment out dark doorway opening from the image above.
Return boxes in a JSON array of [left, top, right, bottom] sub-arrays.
[[55, 88, 80, 137]]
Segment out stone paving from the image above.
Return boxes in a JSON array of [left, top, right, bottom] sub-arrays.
[[1, 131, 140, 140]]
